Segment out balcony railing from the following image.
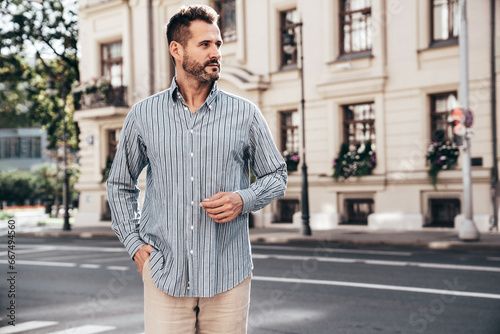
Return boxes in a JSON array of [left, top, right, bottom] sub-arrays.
[[76, 86, 127, 110]]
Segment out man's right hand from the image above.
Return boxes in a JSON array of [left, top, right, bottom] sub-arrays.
[[134, 244, 153, 276]]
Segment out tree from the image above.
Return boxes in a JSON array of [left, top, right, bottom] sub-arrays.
[[0, 0, 79, 152]]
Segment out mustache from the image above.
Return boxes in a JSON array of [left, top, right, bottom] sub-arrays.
[[205, 59, 221, 66]]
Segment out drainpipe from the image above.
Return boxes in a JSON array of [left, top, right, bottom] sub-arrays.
[[490, 0, 498, 231], [148, 0, 154, 95]]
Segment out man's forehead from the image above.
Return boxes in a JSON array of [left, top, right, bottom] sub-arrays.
[[188, 20, 221, 40]]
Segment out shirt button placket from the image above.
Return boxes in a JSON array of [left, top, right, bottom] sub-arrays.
[[188, 124, 195, 294]]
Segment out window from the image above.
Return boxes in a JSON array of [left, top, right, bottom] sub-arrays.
[[430, 92, 457, 143], [215, 0, 236, 42], [107, 129, 120, 160], [427, 198, 460, 227], [340, 0, 372, 55], [344, 198, 373, 225], [101, 41, 123, 87], [431, 0, 459, 43], [275, 198, 300, 223], [280, 110, 300, 154], [343, 102, 375, 151], [280, 9, 299, 68], [0, 137, 41, 159]]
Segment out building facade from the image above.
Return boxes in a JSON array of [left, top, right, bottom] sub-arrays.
[[0, 128, 49, 172], [75, 0, 500, 232]]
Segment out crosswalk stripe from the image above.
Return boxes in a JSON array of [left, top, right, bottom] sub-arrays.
[[253, 276, 500, 300], [0, 260, 130, 271], [0, 321, 57, 334], [251, 254, 500, 273], [47, 325, 116, 334]]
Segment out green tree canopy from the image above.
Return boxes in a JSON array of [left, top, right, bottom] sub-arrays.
[[0, 0, 79, 151]]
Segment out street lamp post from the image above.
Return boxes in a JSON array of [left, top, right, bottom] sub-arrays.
[[283, 21, 311, 236], [48, 77, 71, 231], [457, 0, 478, 240]]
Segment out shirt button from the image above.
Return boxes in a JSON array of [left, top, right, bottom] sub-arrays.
[[191, 177, 194, 181], [191, 152, 194, 157], [190, 130, 194, 134], [187, 286, 190, 290], [190, 250, 193, 254], [209, 105, 212, 110], [191, 201, 194, 206], [190, 225, 194, 230]]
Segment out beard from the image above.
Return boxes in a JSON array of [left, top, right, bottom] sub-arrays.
[[182, 53, 220, 82]]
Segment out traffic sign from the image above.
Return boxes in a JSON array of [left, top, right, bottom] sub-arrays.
[[465, 109, 474, 127]]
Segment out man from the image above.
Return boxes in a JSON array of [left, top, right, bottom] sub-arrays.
[[106, 4, 287, 334]]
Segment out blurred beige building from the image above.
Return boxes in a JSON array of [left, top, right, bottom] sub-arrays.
[[74, 0, 500, 232]]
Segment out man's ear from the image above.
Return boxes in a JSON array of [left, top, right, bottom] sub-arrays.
[[170, 41, 182, 64]]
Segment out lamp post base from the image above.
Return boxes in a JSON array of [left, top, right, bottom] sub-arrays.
[[301, 223, 312, 236], [458, 219, 480, 241]]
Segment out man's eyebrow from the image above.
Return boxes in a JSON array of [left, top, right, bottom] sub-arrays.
[[198, 39, 223, 45]]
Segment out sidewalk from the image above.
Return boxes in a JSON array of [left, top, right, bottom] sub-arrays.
[[16, 221, 500, 250]]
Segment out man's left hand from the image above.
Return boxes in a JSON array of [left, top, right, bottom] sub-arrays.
[[200, 192, 244, 223]]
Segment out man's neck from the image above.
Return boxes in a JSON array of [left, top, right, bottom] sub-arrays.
[[176, 74, 214, 114]]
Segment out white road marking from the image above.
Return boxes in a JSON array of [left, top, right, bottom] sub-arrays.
[[251, 254, 500, 273], [80, 264, 101, 269], [8, 244, 125, 253], [252, 245, 412, 256], [487, 257, 500, 261], [0, 260, 76, 267], [47, 325, 115, 334], [0, 321, 57, 333], [253, 276, 500, 300], [0, 260, 130, 271], [106, 266, 130, 271], [0, 247, 57, 257]]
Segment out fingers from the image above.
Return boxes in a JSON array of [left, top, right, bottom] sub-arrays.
[[199, 192, 227, 209], [144, 244, 153, 254], [134, 244, 153, 276]]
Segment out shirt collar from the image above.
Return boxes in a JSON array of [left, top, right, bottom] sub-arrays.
[[170, 77, 219, 107]]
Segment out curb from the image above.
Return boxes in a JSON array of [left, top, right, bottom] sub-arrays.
[[17, 230, 500, 251]]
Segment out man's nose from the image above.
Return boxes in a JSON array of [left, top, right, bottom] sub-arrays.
[[210, 46, 221, 59]]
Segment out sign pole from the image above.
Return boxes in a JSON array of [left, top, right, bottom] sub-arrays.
[[458, 0, 480, 240]]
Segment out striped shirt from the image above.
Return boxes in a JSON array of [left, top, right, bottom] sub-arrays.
[[106, 78, 287, 297]]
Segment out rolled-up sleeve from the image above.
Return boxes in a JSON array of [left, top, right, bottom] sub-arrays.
[[106, 108, 149, 259], [237, 107, 287, 213]]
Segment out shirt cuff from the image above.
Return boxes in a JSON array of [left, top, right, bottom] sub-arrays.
[[122, 232, 146, 260], [235, 189, 256, 216]]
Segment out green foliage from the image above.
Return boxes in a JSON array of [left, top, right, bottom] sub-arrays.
[[101, 156, 114, 183], [426, 140, 459, 190], [333, 141, 377, 181], [0, 163, 79, 205], [283, 151, 300, 172], [0, 0, 80, 152]]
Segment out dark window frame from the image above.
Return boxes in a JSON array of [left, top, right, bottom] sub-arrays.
[[280, 8, 299, 69], [280, 110, 300, 154], [215, 0, 237, 43], [342, 102, 376, 152], [339, 0, 372, 56], [107, 129, 120, 161], [344, 198, 374, 225], [430, 0, 459, 45], [101, 40, 123, 88], [427, 198, 460, 227], [430, 91, 457, 143], [275, 198, 300, 223]]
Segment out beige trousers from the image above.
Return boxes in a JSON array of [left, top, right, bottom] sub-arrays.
[[142, 258, 251, 334]]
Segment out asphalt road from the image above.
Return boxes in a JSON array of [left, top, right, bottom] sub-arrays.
[[0, 236, 499, 334]]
